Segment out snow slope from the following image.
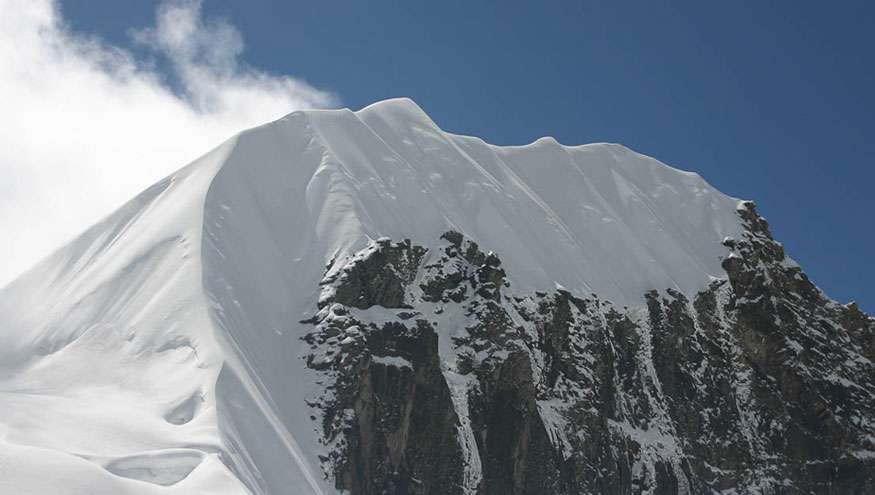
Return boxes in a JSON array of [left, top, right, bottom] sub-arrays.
[[0, 98, 742, 494]]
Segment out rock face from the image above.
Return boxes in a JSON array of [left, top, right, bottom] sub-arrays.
[[302, 203, 875, 494]]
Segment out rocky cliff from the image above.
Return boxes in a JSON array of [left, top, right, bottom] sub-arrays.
[[302, 202, 874, 494]]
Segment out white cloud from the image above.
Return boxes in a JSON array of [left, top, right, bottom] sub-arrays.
[[0, 0, 338, 287]]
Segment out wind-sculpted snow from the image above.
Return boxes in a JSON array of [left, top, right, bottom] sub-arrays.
[[0, 139, 248, 494], [0, 98, 871, 494]]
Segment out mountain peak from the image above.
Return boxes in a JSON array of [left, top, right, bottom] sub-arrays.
[[5, 99, 866, 495], [209, 97, 743, 307], [357, 96, 427, 114]]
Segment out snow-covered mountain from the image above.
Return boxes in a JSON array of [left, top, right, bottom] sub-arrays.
[[1, 98, 872, 494]]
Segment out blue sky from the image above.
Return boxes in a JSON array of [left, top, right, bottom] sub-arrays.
[[49, 1, 875, 309]]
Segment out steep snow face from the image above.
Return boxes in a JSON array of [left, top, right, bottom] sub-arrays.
[[0, 98, 743, 495], [0, 139, 249, 494], [253, 98, 741, 306], [356, 99, 741, 305]]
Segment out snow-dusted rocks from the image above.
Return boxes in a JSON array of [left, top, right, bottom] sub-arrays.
[[300, 223, 875, 494], [1, 98, 872, 494]]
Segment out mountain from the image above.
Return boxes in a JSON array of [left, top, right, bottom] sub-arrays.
[[0, 98, 872, 495]]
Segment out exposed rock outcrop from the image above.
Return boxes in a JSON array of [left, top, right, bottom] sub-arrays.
[[301, 203, 875, 494]]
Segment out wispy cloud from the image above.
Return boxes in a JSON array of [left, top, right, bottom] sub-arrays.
[[0, 0, 338, 286]]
